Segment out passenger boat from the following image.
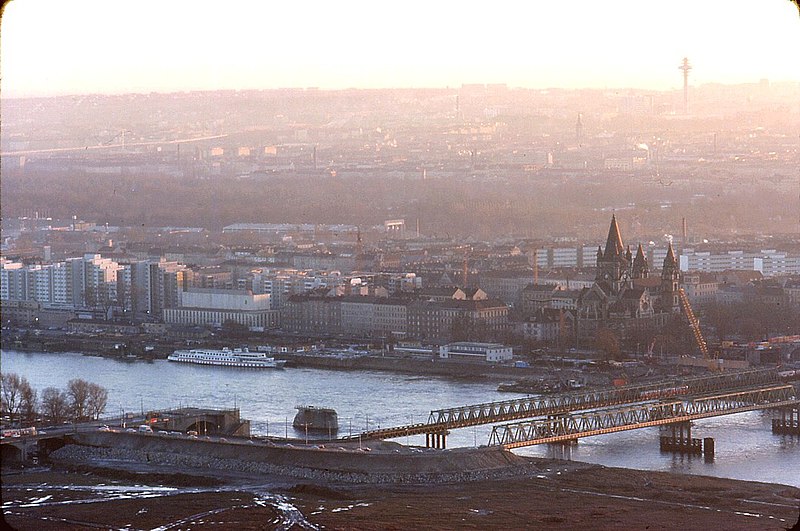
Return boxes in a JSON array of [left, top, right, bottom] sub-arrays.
[[167, 347, 287, 368]]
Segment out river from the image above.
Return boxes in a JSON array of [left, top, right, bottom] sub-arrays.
[[2, 349, 798, 487]]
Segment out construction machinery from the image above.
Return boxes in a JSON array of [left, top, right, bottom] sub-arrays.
[[678, 288, 720, 370]]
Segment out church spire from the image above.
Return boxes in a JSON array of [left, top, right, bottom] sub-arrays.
[[632, 243, 649, 279], [603, 214, 625, 259], [661, 240, 680, 312], [663, 241, 677, 267]]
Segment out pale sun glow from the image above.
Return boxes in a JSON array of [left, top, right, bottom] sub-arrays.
[[1, 0, 798, 97]]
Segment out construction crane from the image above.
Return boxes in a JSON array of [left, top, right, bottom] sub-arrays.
[[678, 288, 708, 358], [678, 288, 722, 372]]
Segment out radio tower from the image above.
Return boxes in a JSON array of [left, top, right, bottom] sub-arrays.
[[679, 57, 692, 114]]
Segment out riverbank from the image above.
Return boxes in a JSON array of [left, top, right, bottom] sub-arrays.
[[1, 335, 635, 387], [3, 459, 799, 530]]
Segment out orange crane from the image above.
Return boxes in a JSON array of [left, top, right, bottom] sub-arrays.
[[678, 288, 720, 370]]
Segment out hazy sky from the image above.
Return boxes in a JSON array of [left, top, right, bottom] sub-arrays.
[[1, 0, 799, 97]]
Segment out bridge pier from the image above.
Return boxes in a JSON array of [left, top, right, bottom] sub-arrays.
[[772, 406, 800, 435], [660, 422, 713, 460], [548, 439, 577, 459], [425, 432, 447, 449]]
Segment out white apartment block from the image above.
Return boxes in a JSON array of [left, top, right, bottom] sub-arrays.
[[680, 249, 800, 276], [1, 261, 25, 301], [1, 254, 122, 309], [552, 247, 578, 268], [164, 288, 276, 328], [251, 268, 343, 309]]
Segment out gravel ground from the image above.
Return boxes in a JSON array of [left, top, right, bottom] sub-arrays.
[[3, 461, 799, 530]]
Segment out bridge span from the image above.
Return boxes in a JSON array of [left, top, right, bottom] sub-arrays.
[[357, 368, 792, 448], [488, 385, 799, 449]]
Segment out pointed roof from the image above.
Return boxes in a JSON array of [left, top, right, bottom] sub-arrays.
[[633, 243, 647, 265], [603, 214, 625, 258], [663, 241, 677, 266]]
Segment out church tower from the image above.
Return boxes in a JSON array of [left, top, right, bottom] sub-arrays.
[[660, 241, 680, 312], [632, 243, 649, 279], [595, 215, 630, 294]]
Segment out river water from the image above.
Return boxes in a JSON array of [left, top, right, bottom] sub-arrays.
[[3, 349, 798, 487]]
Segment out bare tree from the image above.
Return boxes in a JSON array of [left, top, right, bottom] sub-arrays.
[[67, 379, 91, 421], [41, 387, 70, 425], [594, 328, 621, 361], [19, 381, 37, 426], [1, 372, 27, 426], [87, 383, 109, 420]]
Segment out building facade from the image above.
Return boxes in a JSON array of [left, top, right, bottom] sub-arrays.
[[438, 342, 513, 362]]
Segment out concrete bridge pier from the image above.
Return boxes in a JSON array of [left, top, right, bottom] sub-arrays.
[[660, 422, 712, 459], [548, 439, 578, 460], [772, 406, 800, 435], [425, 431, 447, 449]]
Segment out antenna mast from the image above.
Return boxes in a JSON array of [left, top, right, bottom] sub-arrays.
[[678, 57, 692, 115]]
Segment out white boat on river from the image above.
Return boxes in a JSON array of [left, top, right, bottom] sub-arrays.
[[167, 347, 287, 368]]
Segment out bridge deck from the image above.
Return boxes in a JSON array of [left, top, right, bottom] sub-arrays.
[[359, 368, 783, 440], [488, 385, 799, 449]]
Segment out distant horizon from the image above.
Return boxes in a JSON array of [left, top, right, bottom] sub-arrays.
[[2, 0, 798, 99], [3, 77, 799, 101]]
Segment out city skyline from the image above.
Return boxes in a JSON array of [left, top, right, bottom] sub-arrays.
[[1, 0, 799, 98]]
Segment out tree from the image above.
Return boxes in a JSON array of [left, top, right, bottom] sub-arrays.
[[87, 383, 109, 420], [661, 314, 695, 356], [221, 319, 248, 338], [1, 372, 31, 426], [19, 381, 37, 426], [702, 303, 734, 343], [67, 379, 91, 421], [594, 328, 621, 361], [41, 387, 70, 425]]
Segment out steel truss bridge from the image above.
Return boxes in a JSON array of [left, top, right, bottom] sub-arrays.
[[487, 385, 799, 449], [355, 368, 795, 448]]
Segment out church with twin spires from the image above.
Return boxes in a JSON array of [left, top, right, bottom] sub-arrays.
[[576, 215, 681, 343]]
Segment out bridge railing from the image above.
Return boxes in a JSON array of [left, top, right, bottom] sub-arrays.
[[488, 384, 798, 449], [358, 368, 782, 441], [428, 368, 780, 427]]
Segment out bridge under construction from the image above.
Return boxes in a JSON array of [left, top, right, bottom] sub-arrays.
[[355, 368, 798, 449]]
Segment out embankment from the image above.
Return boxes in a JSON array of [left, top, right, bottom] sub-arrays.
[[50, 432, 533, 484]]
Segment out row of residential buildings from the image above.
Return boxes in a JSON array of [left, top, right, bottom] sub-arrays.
[[3, 218, 799, 346], [282, 289, 508, 342], [527, 244, 800, 277]]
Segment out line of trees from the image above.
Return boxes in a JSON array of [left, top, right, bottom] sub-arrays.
[[6, 170, 796, 240], [0, 373, 108, 427]]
